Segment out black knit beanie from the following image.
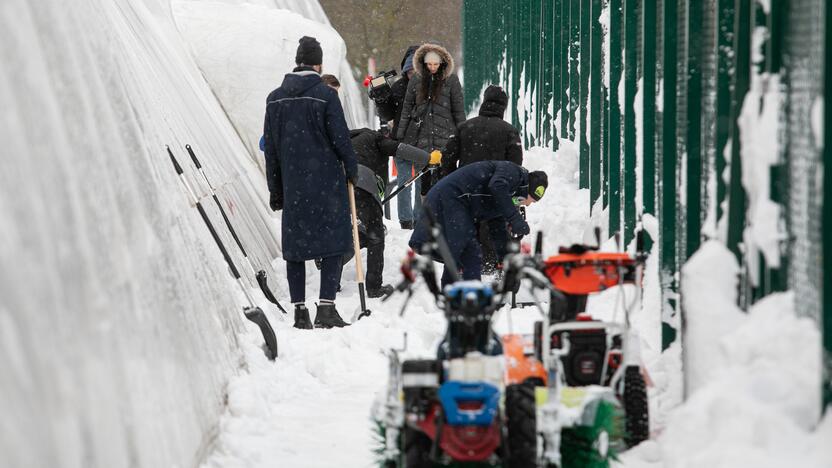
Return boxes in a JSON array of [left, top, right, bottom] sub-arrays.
[[528, 171, 549, 201], [295, 36, 323, 66], [479, 85, 509, 117]]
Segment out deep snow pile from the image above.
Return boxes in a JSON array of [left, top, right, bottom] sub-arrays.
[[619, 241, 831, 468], [172, 0, 367, 168]]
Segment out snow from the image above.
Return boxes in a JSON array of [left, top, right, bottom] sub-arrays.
[[0, 0, 292, 466], [4, 1, 830, 467], [173, 0, 367, 169], [617, 240, 829, 468]]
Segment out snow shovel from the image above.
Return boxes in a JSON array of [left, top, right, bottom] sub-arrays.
[[185, 144, 287, 315], [347, 181, 372, 321], [381, 165, 432, 205], [167, 146, 277, 360]]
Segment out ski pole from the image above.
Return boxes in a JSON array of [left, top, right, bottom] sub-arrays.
[[185, 144, 287, 314], [381, 165, 433, 205], [348, 181, 372, 321], [167, 146, 277, 360]]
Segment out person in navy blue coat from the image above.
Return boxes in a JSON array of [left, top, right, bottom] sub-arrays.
[[263, 36, 358, 329], [409, 161, 549, 286]]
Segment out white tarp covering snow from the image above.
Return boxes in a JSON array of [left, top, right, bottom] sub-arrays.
[[0, 0, 328, 466]]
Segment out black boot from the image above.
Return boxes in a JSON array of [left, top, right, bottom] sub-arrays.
[[367, 284, 395, 298], [293, 304, 313, 330], [314, 303, 349, 328], [400, 220, 414, 230]]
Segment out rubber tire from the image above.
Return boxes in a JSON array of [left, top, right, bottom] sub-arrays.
[[623, 366, 649, 447], [404, 427, 433, 468], [505, 382, 537, 468]]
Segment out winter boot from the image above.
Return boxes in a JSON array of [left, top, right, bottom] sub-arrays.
[[293, 304, 313, 330], [400, 220, 414, 230], [314, 302, 349, 328], [367, 284, 395, 298]]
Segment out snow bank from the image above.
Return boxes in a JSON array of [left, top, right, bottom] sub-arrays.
[[0, 1, 287, 467], [619, 240, 828, 467], [173, 0, 367, 169]]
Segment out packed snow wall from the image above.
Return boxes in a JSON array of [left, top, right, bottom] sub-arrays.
[[173, 0, 367, 170], [0, 0, 350, 466]]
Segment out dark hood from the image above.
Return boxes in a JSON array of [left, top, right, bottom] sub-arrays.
[[479, 85, 508, 118], [279, 69, 322, 97], [400, 45, 419, 70]]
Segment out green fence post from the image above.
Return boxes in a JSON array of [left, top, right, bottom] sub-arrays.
[[622, 0, 637, 245], [686, 0, 703, 258], [562, 0, 572, 137], [579, 0, 591, 188], [726, 0, 750, 293], [642, 0, 657, 230], [661, 0, 678, 350], [608, 0, 623, 235], [715, 0, 735, 228], [541, 0, 554, 146], [590, 0, 603, 208], [569, 0, 581, 139], [553, 0, 563, 144]]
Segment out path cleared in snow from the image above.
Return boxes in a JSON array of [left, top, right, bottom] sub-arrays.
[[200, 143, 677, 467]]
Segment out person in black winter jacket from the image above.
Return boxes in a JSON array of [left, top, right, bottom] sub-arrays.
[[397, 43, 466, 207], [263, 36, 357, 329], [409, 161, 549, 287], [346, 128, 429, 297], [375, 45, 419, 133], [440, 85, 524, 272]]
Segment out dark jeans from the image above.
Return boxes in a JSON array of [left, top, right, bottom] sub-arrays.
[[287, 255, 342, 303]]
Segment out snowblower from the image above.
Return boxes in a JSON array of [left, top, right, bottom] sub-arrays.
[[372, 207, 546, 467], [373, 216, 650, 467]]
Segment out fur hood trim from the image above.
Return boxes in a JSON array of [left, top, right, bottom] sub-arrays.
[[413, 43, 454, 79]]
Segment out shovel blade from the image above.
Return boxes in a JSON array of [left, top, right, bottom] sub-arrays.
[[244, 307, 277, 360]]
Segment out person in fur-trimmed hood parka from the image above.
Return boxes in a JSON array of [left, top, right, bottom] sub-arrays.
[[396, 42, 466, 200]]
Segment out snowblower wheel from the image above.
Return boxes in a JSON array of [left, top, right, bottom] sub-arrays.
[[623, 366, 649, 447], [403, 427, 433, 468], [505, 382, 537, 468]]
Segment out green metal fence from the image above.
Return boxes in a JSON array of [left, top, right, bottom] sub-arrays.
[[462, 0, 830, 408]]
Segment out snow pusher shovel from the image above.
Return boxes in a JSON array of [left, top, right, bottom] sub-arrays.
[[347, 181, 371, 321], [185, 144, 287, 315], [167, 146, 277, 360]]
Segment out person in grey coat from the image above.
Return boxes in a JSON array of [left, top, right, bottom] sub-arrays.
[[397, 42, 466, 212]]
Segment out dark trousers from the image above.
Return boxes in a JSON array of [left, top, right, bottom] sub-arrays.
[[343, 193, 386, 290], [287, 255, 342, 303], [440, 239, 483, 288], [478, 218, 510, 273]]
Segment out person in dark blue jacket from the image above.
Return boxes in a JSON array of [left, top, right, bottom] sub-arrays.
[[263, 36, 358, 329], [409, 161, 548, 286]]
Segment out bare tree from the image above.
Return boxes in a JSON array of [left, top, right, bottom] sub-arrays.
[[320, 0, 463, 79]]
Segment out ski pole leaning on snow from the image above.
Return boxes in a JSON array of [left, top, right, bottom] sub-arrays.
[[347, 181, 372, 321], [185, 144, 287, 315], [167, 145, 278, 360]]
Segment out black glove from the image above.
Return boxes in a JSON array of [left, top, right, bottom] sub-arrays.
[[269, 192, 283, 211], [508, 213, 530, 237], [347, 171, 358, 187]]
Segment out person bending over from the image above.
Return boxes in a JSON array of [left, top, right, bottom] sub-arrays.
[[409, 161, 548, 287]]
